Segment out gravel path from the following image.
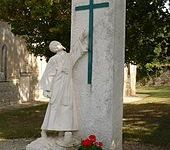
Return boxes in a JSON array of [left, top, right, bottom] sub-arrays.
[[0, 138, 33, 150], [0, 139, 169, 150]]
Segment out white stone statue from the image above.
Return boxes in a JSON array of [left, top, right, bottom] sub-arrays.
[[26, 32, 87, 150], [40, 39, 87, 131]]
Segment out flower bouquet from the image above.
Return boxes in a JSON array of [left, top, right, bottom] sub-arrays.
[[78, 135, 103, 150]]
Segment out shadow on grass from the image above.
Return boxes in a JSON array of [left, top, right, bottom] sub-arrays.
[[137, 92, 170, 98], [123, 103, 170, 147], [137, 86, 170, 98], [0, 104, 47, 139]]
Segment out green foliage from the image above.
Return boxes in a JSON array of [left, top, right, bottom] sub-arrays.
[[126, 0, 170, 66], [126, 0, 170, 79], [0, 0, 71, 59], [78, 146, 102, 150], [0, 0, 169, 66]]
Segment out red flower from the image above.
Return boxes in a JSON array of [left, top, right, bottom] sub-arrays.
[[95, 142, 104, 148], [88, 135, 96, 143], [82, 139, 93, 147], [98, 142, 104, 148], [81, 135, 104, 149]]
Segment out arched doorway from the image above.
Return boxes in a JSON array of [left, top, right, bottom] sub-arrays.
[[0, 44, 8, 81]]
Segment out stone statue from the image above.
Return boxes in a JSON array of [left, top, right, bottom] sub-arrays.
[[42, 34, 88, 142], [26, 31, 87, 150]]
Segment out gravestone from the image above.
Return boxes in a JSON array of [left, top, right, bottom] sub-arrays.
[[72, 0, 126, 149]]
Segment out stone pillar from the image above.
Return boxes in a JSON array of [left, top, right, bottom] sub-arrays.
[[130, 64, 136, 96], [124, 64, 137, 97], [71, 0, 126, 149], [34, 56, 48, 101], [124, 65, 128, 96], [19, 73, 30, 102]]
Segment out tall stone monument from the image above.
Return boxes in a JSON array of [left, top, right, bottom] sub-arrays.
[[72, 0, 126, 149]]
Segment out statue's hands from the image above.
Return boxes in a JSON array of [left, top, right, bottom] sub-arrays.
[[43, 90, 51, 98], [61, 67, 69, 74]]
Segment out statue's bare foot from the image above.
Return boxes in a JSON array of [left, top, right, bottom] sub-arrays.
[[41, 130, 47, 138], [63, 132, 72, 145]]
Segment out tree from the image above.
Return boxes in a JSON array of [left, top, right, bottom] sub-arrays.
[[0, 0, 169, 67], [126, 0, 170, 66], [0, 0, 71, 59], [126, 0, 170, 79]]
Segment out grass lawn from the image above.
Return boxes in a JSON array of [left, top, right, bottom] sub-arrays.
[[0, 104, 47, 139], [123, 86, 170, 147], [0, 86, 169, 148]]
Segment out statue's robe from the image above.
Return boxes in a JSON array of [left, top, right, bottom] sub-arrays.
[[39, 40, 85, 131]]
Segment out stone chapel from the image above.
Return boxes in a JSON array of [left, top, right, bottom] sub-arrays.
[[0, 21, 47, 106]]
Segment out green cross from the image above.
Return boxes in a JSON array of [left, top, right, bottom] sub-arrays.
[[75, 0, 109, 84]]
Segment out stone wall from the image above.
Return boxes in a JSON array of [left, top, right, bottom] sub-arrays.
[[0, 81, 20, 106], [147, 70, 170, 86], [0, 22, 29, 81], [0, 21, 47, 106]]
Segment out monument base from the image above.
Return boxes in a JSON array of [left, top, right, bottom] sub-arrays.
[[26, 136, 80, 150]]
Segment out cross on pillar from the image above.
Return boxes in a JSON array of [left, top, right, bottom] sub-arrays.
[[75, 0, 109, 84]]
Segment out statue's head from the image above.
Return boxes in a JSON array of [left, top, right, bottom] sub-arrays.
[[49, 41, 66, 53]]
